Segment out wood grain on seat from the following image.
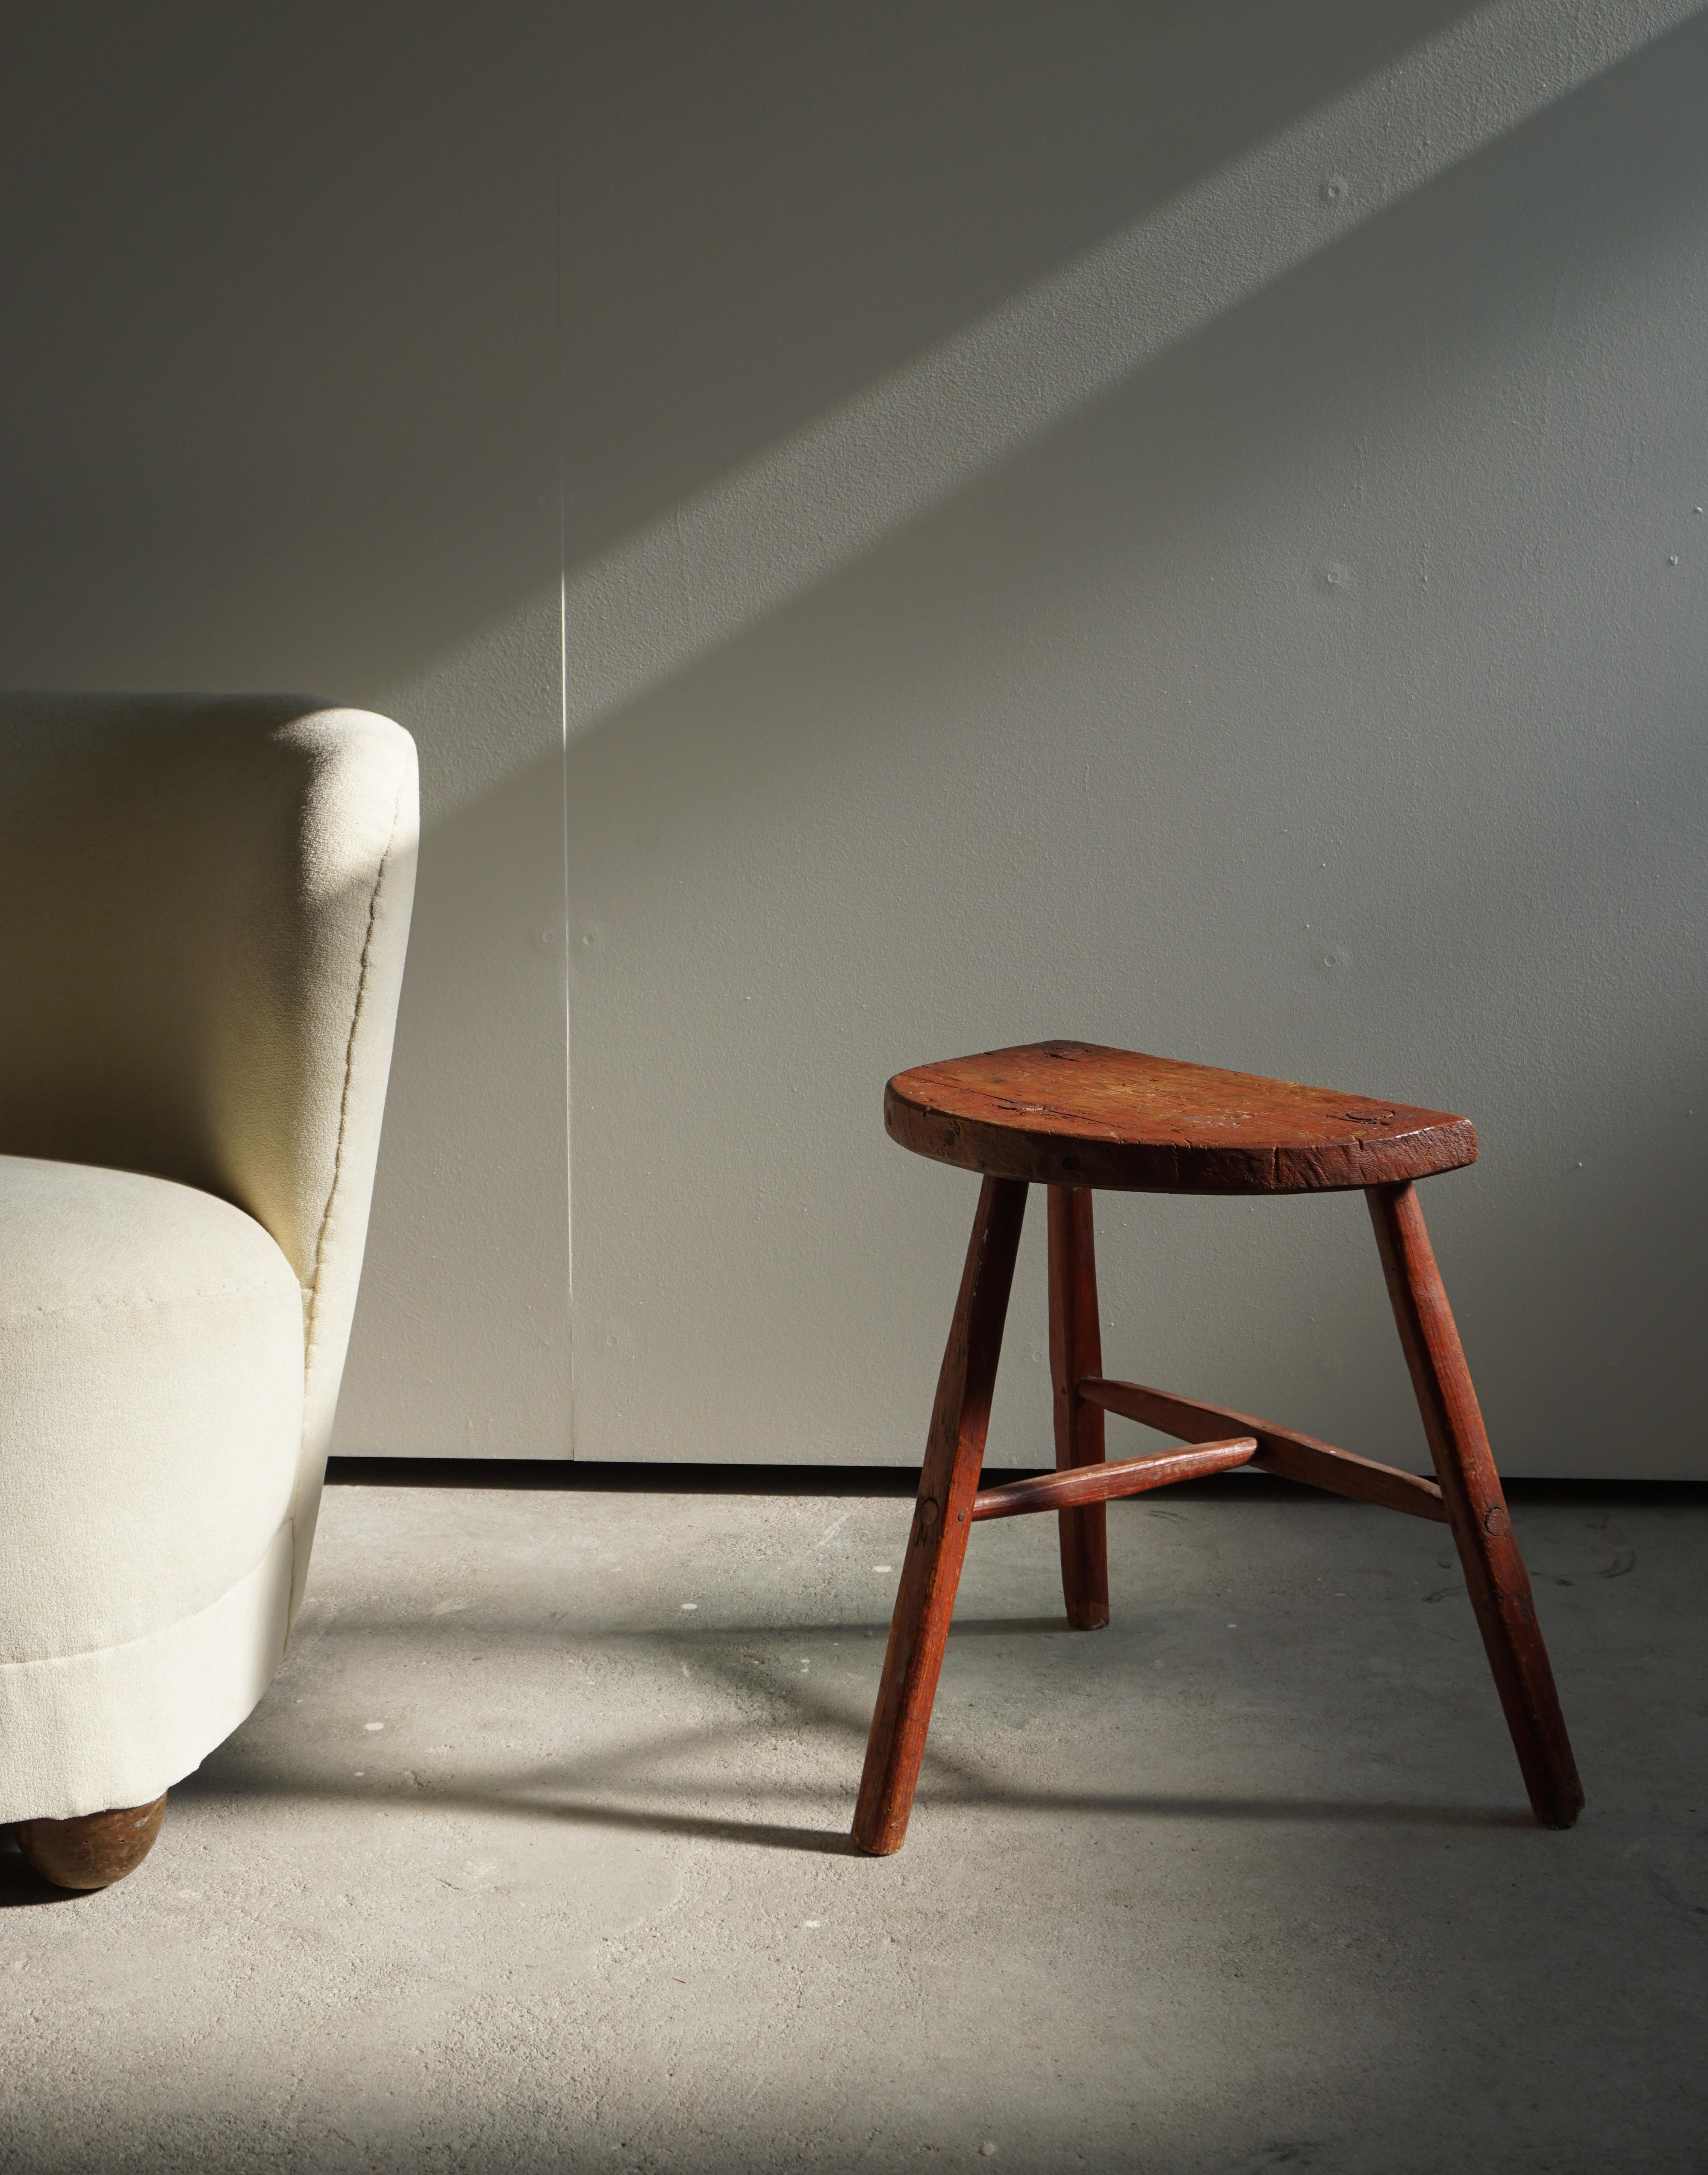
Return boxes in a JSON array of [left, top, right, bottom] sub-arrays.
[[886, 1041, 1476, 1194]]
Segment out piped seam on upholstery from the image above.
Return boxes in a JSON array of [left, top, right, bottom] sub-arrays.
[[300, 761, 408, 1394], [0, 1522, 293, 1670], [0, 1278, 294, 1321]]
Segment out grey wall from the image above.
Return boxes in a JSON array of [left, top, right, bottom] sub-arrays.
[[4, 3, 1704, 1476]]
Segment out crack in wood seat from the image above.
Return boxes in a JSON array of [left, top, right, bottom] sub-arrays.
[[886, 1040, 1478, 1194], [852, 1041, 1583, 1857]]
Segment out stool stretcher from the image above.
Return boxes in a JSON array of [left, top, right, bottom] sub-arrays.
[[1077, 1376, 1450, 1524], [971, 1438, 1255, 1521]]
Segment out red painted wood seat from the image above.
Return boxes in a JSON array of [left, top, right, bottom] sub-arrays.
[[853, 1042, 1583, 1857], [886, 1040, 1477, 1194]]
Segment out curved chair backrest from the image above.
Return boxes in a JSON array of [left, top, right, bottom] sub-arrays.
[[0, 696, 418, 1617]]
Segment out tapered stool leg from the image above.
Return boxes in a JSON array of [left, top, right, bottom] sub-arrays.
[[1367, 1180, 1584, 1828], [1048, 1185, 1108, 1630], [853, 1176, 1028, 1856]]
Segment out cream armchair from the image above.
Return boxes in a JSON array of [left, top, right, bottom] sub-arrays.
[[0, 697, 417, 1888]]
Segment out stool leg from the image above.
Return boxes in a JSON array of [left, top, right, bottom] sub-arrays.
[[853, 1176, 1028, 1856], [1366, 1180, 1584, 1828], [1048, 1185, 1109, 1629]]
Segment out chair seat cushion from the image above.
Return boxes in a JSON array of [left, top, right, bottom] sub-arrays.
[[0, 1155, 304, 1820]]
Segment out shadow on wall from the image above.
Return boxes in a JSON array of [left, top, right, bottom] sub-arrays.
[[0, 0, 1492, 1470], [3, 2, 1703, 1472], [0, 3, 560, 696], [0, 0, 1480, 698], [556, 0, 1486, 566], [562, 11, 1708, 1476], [558, 0, 1705, 737]]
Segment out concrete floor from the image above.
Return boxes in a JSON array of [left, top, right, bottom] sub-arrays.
[[2, 1476, 1703, 2174]]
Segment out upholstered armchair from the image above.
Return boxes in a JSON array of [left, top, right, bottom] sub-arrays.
[[0, 697, 417, 1888]]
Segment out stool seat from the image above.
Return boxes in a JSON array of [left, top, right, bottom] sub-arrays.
[[886, 1040, 1477, 1194]]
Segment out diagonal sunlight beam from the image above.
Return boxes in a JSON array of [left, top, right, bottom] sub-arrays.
[[560, 0, 1703, 740]]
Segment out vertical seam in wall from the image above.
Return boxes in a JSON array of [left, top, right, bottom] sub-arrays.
[[301, 766, 408, 1398], [557, 107, 576, 1459]]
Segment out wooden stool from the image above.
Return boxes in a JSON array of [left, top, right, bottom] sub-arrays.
[[852, 1041, 1584, 1855]]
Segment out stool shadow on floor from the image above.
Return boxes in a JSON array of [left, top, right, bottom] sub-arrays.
[[171, 1619, 1541, 1859], [172, 1768, 1536, 1851]]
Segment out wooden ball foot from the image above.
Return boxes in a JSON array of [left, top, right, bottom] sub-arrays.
[[15, 1795, 167, 1891]]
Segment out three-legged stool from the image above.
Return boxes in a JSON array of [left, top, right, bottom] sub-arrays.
[[852, 1041, 1583, 1855]]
